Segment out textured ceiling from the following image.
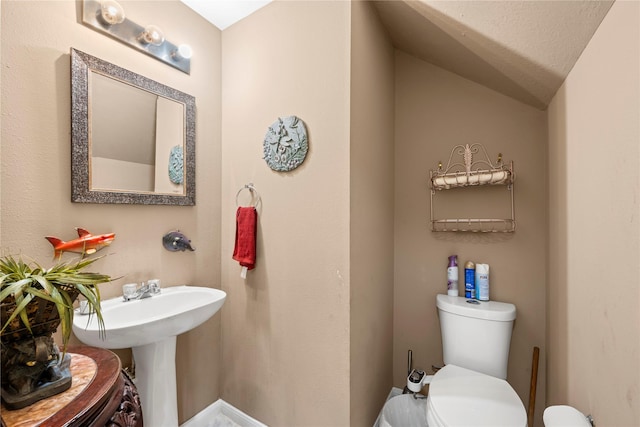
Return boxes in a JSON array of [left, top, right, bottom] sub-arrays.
[[372, 0, 614, 109]]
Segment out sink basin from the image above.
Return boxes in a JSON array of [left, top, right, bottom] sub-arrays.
[[72, 285, 226, 427], [73, 285, 226, 348]]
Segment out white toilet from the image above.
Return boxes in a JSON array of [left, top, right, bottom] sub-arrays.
[[381, 294, 594, 427], [427, 294, 527, 426], [381, 294, 527, 427]]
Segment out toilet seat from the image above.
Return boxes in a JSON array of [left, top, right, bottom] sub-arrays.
[[426, 364, 527, 427], [543, 406, 592, 427]]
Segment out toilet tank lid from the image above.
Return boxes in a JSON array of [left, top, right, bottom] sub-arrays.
[[436, 294, 516, 321]]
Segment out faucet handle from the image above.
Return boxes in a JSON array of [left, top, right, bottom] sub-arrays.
[[148, 279, 161, 294], [123, 283, 138, 300]]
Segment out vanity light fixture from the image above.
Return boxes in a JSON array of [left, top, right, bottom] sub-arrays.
[[82, 0, 191, 74]]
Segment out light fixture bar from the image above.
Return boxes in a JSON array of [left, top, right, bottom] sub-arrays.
[[82, 0, 191, 74]]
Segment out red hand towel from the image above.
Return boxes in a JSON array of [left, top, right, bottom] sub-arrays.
[[233, 207, 257, 270]]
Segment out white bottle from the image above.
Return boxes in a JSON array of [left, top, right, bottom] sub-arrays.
[[476, 263, 490, 301]]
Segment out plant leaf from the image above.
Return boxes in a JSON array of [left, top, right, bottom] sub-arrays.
[[0, 293, 34, 335], [75, 283, 106, 339], [0, 279, 30, 302]]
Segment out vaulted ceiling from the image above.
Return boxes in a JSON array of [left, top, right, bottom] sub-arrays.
[[372, 1, 614, 109], [182, 0, 614, 110]]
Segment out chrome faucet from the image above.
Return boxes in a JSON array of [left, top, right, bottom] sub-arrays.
[[135, 283, 154, 300], [123, 281, 161, 301]]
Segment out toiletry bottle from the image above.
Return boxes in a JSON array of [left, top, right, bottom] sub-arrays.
[[464, 261, 475, 299], [476, 263, 490, 301], [447, 255, 459, 296]]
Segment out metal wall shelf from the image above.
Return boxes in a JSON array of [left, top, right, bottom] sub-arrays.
[[430, 144, 515, 233]]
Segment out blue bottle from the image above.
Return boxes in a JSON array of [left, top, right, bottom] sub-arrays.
[[464, 261, 475, 299]]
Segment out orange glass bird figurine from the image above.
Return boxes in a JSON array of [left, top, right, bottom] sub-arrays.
[[45, 228, 115, 258]]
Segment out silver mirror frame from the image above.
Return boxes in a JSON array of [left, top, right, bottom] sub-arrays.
[[71, 48, 196, 205]]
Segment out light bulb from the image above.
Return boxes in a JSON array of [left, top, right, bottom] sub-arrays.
[[100, 0, 125, 25], [140, 25, 165, 46], [173, 44, 193, 60]]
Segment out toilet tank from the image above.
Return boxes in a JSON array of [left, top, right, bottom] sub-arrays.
[[436, 294, 516, 379]]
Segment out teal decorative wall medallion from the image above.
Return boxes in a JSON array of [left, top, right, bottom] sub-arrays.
[[168, 145, 184, 184], [263, 116, 308, 172]]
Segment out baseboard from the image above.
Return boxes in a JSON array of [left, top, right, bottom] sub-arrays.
[[181, 399, 267, 427]]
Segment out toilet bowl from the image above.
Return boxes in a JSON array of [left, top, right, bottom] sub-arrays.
[[379, 394, 428, 427], [380, 364, 526, 427]]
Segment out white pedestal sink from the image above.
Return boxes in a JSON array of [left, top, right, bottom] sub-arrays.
[[72, 285, 226, 427]]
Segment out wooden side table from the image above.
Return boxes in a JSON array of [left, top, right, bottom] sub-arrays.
[[1, 346, 142, 426]]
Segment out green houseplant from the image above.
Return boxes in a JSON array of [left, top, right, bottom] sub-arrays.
[[0, 254, 112, 408]]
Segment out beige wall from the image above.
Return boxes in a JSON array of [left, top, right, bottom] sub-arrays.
[[393, 50, 548, 424], [350, 1, 395, 426], [220, 2, 352, 425], [221, 3, 395, 425], [0, 1, 222, 423], [547, 1, 640, 425], [5, 1, 638, 426]]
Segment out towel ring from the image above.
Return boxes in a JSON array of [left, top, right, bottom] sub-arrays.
[[236, 183, 262, 208]]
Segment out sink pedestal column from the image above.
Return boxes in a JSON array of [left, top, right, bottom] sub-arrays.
[[133, 336, 178, 427]]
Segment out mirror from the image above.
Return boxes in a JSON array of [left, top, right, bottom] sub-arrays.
[[71, 48, 196, 205]]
